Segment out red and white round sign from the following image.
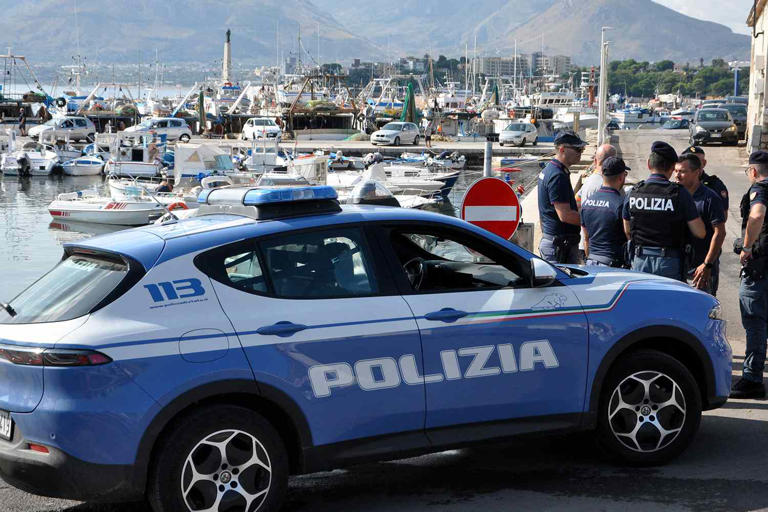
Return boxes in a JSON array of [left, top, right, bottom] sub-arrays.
[[460, 177, 521, 239]]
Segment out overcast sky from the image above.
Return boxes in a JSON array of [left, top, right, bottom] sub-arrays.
[[655, 0, 753, 34]]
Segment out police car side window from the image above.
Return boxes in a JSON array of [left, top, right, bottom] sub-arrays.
[[390, 230, 528, 292], [259, 228, 378, 299], [194, 241, 268, 295]]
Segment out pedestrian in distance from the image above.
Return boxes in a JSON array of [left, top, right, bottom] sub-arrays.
[[17, 109, 26, 136], [731, 150, 768, 399], [681, 145, 729, 221], [581, 156, 630, 267], [576, 143, 618, 207], [537, 130, 586, 264], [424, 118, 435, 148], [674, 153, 725, 295], [622, 141, 706, 281]]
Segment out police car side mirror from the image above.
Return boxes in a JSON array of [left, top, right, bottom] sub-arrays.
[[531, 258, 557, 288]]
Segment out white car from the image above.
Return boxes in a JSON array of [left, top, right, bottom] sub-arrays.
[[242, 117, 282, 140], [123, 117, 192, 142], [499, 122, 538, 147], [28, 116, 96, 142], [371, 122, 420, 146]]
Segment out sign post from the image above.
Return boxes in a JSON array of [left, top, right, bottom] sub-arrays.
[[460, 177, 522, 239]]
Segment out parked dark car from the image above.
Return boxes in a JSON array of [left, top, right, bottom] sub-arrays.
[[689, 108, 739, 146], [711, 103, 747, 139], [662, 119, 689, 130]]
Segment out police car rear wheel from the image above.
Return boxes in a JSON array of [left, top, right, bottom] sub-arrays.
[[148, 405, 289, 512], [596, 350, 701, 465]]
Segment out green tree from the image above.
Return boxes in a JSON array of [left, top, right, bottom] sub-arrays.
[[654, 60, 674, 72]]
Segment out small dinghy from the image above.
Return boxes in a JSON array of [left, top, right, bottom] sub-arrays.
[[62, 156, 104, 176]]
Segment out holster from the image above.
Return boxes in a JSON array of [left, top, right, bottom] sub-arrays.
[[553, 235, 577, 264]]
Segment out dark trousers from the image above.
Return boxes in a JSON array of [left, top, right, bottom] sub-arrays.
[[740, 275, 768, 383]]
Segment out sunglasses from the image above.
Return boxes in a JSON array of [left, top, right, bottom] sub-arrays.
[[746, 166, 755, 175]]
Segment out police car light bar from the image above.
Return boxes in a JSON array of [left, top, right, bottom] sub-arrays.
[[199, 186, 338, 206]]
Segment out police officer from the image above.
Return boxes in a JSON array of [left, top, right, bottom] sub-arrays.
[[681, 146, 729, 221], [538, 130, 586, 264], [673, 154, 725, 295], [581, 156, 630, 267], [731, 151, 768, 399], [622, 141, 706, 280]]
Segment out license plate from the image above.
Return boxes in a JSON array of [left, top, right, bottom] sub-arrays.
[[0, 410, 12, 441], [710, 133, 721, 138]]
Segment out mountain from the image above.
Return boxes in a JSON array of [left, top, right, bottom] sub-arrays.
[[0, 0, 749, 66], [313, 0, 749, 64], [0, 0, 381, 64]]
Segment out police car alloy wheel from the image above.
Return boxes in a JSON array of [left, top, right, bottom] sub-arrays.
[[597, 350, 701, 465], [148, 406, 289, 512]]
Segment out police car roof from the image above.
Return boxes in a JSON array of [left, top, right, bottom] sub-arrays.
[[64, 206, 485, 270]]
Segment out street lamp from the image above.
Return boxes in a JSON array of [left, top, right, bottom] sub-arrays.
[[597, 26, 613, 145]]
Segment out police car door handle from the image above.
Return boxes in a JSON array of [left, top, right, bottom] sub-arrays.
[[256, 321, 308, 337], [424, 308, 468, 323]]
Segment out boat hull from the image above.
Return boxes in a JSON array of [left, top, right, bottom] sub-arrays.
[[48, 200, 165, 226]]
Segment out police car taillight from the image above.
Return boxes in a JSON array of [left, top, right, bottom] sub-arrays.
[[0, 345, 112, 366]]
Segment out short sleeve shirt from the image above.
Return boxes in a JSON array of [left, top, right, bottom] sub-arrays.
[[701, 171, 729, 214], [580, 186, 625, 259], [622, 174, 699, 222], [690, 184, 726, 267], [538, 159, 579, 236], [749, 178, 768, 209]]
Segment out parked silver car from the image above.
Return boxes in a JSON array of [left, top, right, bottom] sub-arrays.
[[28, 116, 96, 142], [123, 117, 192, 142], [499, 122, 538, 147], [370, 122, 420, 146]]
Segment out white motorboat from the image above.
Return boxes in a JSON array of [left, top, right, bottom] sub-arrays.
[[328, 166, 444, 198], [2, 145, 60, 176], [62, 156, 104, 176], [367, 163, 455, 197], [396, 151, 467, 170], [48, 190, 171, 226], [104, 160, 162, 178]]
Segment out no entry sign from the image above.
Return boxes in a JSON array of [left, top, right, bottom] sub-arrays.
[[461, 177, 521, 239]]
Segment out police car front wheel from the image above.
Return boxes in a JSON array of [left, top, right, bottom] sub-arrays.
[[596, 350, 702, 465], [148, 405, 289, 512]]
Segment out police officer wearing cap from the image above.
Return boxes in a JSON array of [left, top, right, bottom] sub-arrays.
[[537, 130, 585, 264], [581, 156, 629, 267], [732, 150, 768, 399], [622, 141, 706, 280], [673, 154, 725, 295], [681, 145, 729, 221]]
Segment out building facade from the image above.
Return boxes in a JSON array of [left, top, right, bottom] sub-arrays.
[[473, 56, 529, 76], [747, 1, 768, 149]]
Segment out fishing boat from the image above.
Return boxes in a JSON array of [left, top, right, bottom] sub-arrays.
[[47, 190, 171, 226], [62, 156, 104, 176]]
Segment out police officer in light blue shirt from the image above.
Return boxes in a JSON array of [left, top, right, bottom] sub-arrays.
[[581, 156, 630, 267], [537, 130, 586, 264], [622, 141, 706, 281]]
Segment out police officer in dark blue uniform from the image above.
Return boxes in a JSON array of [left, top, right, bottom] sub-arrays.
[[622, 141, 706, 280], [731, 150, 768, 399], [681, 146, 729, 220], [537, 130, 586, 264], [674, 154, 725, 295], [581, 156, 630, 267]]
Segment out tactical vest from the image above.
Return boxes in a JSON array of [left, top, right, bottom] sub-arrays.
[[741, 180, 768, 256], [702, 173, 726, 196], [628, 180, 685, 248]]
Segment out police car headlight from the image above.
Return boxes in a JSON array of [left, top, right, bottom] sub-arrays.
[[695, 125, 707, 133], [725, 125, 737, 133], [708, 304, 723, 320]]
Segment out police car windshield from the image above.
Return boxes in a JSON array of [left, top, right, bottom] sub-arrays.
[[0, 254, 128, 324]]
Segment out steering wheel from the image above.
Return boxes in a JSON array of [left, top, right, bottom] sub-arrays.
[[403, 257, 427, 290]]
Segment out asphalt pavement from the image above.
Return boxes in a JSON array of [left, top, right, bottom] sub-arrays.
[[2, 129, 765, 512]]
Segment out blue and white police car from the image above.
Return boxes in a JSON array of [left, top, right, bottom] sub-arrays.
[[0, 186, 731, 512]]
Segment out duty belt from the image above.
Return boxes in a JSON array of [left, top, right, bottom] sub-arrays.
[[587, 253, 623, 267], [634, 246, 681, 258]]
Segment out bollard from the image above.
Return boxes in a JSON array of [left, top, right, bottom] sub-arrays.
[[484, 133, 497, 178]]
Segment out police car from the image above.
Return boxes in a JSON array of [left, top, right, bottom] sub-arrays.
[[0, 186, 731, 512]]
